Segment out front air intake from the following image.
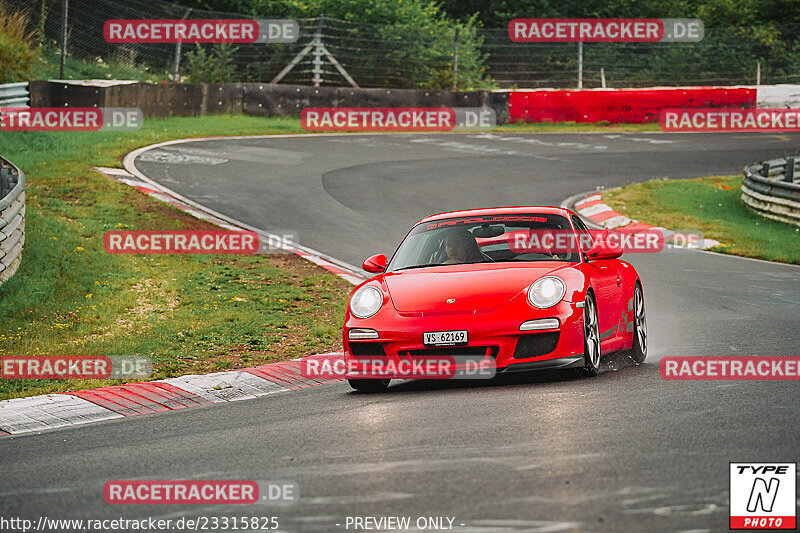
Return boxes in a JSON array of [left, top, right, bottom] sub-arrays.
[[513, 332, 560, 358], [350, 342, 386, 357]]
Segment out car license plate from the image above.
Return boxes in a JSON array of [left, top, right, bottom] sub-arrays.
[[423, 330, 468, 346]]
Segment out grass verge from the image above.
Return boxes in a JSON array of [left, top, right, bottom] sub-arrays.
[[602, 175, 800, 265]]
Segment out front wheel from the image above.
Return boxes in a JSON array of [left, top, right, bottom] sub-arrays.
[[348, 379, 390, 392], [624, 283, 647, 364], [577, 292, 601, 377]]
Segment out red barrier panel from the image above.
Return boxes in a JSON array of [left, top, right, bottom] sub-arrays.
[[509, 87, 756, 124]]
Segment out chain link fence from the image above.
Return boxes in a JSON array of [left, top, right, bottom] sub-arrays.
[[10, 0, 800, 89], [482, 26, 800, 88]]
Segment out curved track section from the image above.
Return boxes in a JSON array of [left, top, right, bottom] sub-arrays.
[[3, 132, 800, 532]]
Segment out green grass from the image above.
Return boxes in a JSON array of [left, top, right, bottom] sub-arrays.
[[1, 115, 305, 171], [0, 115, 342, 400], [603, 175, 800, 264]]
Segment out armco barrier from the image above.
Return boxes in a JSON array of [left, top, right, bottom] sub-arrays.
[[0, 156, 25, 285], [509, 86, 756, 124], [742, 156, 800, 226], [0, 82, 30, 109]]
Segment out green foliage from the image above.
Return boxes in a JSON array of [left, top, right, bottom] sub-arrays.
[[0, 2, 38, 82], [437, 0, 800, 38], [33, 46, 171, 82], [184, 43, 239, 83], [172, 0, 493, 89]]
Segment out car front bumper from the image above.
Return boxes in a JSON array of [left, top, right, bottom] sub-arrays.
[[343, 299, 585, 375]]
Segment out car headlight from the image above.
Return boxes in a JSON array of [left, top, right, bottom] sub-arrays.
[[527, 276, 566, 308], [349, 286, 384, 318]]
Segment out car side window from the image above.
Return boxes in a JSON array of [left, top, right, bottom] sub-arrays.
[[571, 215, 594, 255]]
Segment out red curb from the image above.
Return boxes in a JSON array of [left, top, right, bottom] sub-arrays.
[[273, 361, 331, 385], [285, 356, 343, 384], [589, 209, 624, 223], [614, 222, 655, 234], [0, 431, 8, 436], [575, 198, 604, 209], [70, 387, 166, 416], [246, 365, 301, 387], [291, 251, 353, 277], [278, 361, 331, 385], [124, 383, 210, 409], [247, 364, 330, 389], [321, 265, 348, 276], [245, 361, 339, 389], [69, 383, 208, 416]]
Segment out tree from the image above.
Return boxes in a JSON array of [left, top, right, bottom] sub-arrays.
[[184, 43, 239, 83], [0, 2, 39, 82]]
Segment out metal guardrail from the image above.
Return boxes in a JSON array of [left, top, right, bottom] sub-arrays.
[[0, 82, 30, 110], [742, 156, 800, 226], [0, 156, 25, 285]]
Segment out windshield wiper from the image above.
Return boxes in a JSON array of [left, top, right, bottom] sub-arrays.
[[394, 259, 496, 271], [394, 263, 444, 271]]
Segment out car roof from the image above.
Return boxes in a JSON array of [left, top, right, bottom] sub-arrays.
[[419, 206, 573, 224]]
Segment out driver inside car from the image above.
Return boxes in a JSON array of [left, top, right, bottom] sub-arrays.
[[442, 228, 487, 264]]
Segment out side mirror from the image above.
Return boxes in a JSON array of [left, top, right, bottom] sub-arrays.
[[362, 254, 387, 273], [587, 240, 623, 261]]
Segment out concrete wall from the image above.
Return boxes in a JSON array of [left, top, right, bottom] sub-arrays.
[[30, 81, 800, 125], [29, 82, 510, 124]]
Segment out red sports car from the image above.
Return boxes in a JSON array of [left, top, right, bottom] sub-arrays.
[[343, 206, 647, 392]]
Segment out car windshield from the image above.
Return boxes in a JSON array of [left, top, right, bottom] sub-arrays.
[[387, 214, 581, 271]]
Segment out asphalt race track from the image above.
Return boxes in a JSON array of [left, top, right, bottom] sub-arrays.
[[3, 132, 800, 532]]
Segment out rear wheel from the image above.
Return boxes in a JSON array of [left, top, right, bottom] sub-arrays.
[[625, 283, 647, 364], [578, 292, 601, 377], [347, 379, 390, 392]]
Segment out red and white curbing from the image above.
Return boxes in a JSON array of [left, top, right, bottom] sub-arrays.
[[573, 193, 721, 249], [0, 356, 345, 436]]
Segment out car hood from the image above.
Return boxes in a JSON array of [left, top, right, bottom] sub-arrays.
[[385, 262, 570, 313]]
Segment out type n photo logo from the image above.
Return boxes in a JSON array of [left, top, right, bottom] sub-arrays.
[[730, 463, 796, 530]]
